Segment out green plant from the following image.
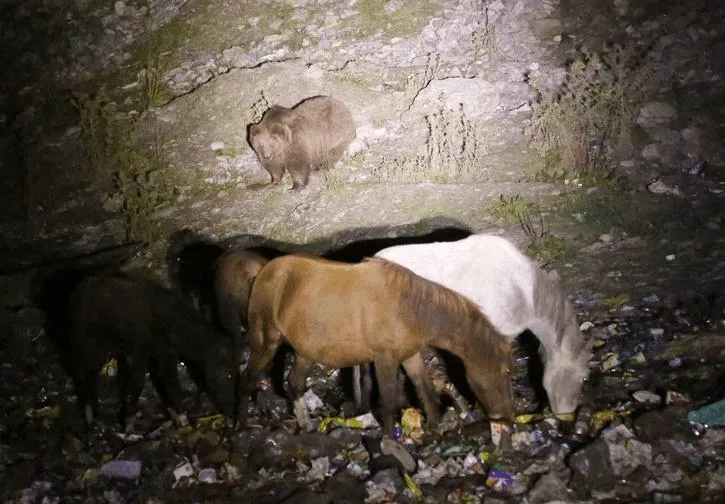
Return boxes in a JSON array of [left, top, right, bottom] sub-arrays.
[[518, 210, 575, 266], [72, 92, 174, 242], [528, 44, 654, 179], [244, 91, 272, 126], [373, 101, 483, 184], [72, 92, 121, 184], [372, 154, 427, 184], [526, 234, 576, 266], [490, 194, 533, 222], [217, 145, 243, 158], [405, 53, 441, 97], [472, 5, 498, 63], [425, 102, 481, 182], [320, 168, 346, 194]]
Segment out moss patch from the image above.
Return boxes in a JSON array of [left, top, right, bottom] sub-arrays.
[[340, 0, 439, 41]]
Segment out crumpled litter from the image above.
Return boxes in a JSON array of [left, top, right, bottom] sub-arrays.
[[316, 412, 379, 432], [100, 358, 117, 376], [99, 459, 142, 480], [193, 414, 227, 430], [602, 293, 631, 309], [24, 405, 61, 419], [403, 473, 423, 502], [303, 389, 325, 413], [486, 466, 515, 491], [591, 409, 632, 432]]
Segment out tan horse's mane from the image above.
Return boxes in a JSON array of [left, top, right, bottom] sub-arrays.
[[364, 257, 511, 357]]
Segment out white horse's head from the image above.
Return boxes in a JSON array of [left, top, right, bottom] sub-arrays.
[[541, 335, 592, 416]]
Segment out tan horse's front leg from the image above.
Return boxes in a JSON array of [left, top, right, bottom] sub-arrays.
[[401, 352, 440, 429], [287, 356, 315, 432], [238, 327, 282, 427], [373, 358, 401, 436]]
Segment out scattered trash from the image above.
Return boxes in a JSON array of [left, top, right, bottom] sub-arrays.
[[591, 409, 632, 432], [197, 467, 218, 484], [486, 467, 514, 492], [380, 436, 416, 473], [490, 421, 512, 447], [316, 412, 380, 432], [194, 414, 227, 430], [100, 358, 117, 376], [629, 351, 647, 365], [688, 398, 725, 427], [400, 407, 424, 437], [173, 459, 195, 482], [580, 320, 595, 331], [666, 390, 691, 405], [303, 389, 324, 413], [601, 352, 622, 371], [114, 432, 144, 442], [633, 390, 662, 405], [643, 294, 660, 304], [602, 293, 630, 309], [24, 405, 60, 419], [403, 473, 424, 502], [100, 460, 142, 480], [306, 456, 331, 481]]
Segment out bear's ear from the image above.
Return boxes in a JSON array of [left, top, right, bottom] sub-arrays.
[[250, 124, 259, 135]]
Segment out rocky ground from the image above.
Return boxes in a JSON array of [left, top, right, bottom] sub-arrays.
[[2, 0, 725, 502]]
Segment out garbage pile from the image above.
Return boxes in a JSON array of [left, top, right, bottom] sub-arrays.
[[2, 293, 725, 503]]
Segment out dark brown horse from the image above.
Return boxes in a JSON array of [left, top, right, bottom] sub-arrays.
[[41, 272, 240, 432], [240, 254, 515, 435], [214, 249, 270, 339]]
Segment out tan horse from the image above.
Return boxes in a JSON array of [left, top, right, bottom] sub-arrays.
[[240, 254, 515, 435]]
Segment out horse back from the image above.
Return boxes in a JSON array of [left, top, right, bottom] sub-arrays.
[[248, 255, 413, 365]]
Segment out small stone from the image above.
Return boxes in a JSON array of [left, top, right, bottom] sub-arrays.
[[527, 472, 573, 503], [101, 460, 142, 480], [637, 101, 677, 126], [633, 390, 662, 405], [114, 1, 126, 16]]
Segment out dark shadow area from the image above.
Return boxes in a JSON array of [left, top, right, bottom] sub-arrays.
[[517, 330, 548, 411], [33, 266, 240, 430]]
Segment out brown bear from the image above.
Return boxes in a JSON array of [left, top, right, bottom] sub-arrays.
[[248, 95, 356, 190]]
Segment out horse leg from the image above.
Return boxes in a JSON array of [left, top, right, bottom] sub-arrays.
[[352, 364, 373, 413], [372, 358, 400, 436], [287, 356, 315, 432], [239, 326, 282, 426], [148, 353, 189, 428], [353, 365, 362, 411], [117, 356, 147, 433], [401, 352, 440, 428]]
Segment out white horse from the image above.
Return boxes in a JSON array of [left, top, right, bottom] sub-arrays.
[[373, 233, 591, 416]]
